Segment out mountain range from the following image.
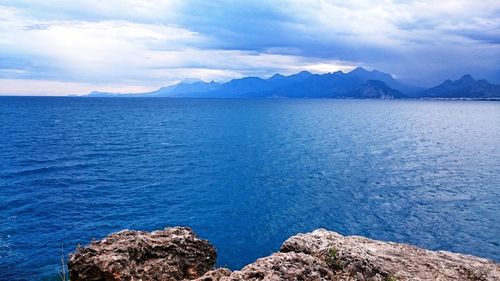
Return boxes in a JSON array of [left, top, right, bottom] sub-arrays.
[[89, 67, 500, 99]]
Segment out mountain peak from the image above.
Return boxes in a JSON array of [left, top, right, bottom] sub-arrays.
[[296, 70, 312, 76], [423, 74, 500, 98], [348, 67, 395, 81], [269, 73, 285, 80], [179, 78, 204, 84], [458, 74, 475, 83], [286, 70, 313, 81], [350, 67, 369, 74]]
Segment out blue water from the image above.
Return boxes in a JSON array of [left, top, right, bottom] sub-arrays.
[[0, 97, 499, 280]]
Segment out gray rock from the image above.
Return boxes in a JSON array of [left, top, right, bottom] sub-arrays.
[[195, 252, 336, 281], [68, 227, 500, 281], [68, 227, 216, 281], [194, 268, 232, 281], [281, 229, 500, 281], [224, 252, 336, 280]]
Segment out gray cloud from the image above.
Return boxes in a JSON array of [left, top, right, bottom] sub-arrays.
[[0, 0, 499, 95]]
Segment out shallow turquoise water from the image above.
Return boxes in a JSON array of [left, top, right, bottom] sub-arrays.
[[0, 97, 499, 280]]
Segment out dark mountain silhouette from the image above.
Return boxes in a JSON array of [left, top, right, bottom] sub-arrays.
[[348, 67, 422, 95], [88, 68, 500, 99], [89, 67, 410, 99], [420, 74, 500, 98], [170, 68, 407, 99], [353, 80, 406, 99]]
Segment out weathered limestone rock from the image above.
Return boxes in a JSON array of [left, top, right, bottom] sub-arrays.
[[281, 229, 500, 281], [221, 252, 336, 280], [68, 227, 216, 281], [69, 227, 499, 281], [194, 268, 232, 281], [197, 229, 499, 281]]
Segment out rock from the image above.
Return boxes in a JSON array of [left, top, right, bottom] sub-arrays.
[[194, 252, 337, 281], [221, 252, 336, 280], [281, 229, 500, 281], [69, 227, 499, 281], [68, 227, 216, 281], [194, 268, 232, 281]]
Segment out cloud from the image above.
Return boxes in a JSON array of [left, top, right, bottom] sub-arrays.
[[0, 0, 499, 95], [0, 6, 207, 81], [0, 0, 182, 22], [171, 0, 500, 84]]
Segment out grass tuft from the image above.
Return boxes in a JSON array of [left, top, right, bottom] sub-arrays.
[[59, 243, 68, 281], [326, 247, 343, 270]]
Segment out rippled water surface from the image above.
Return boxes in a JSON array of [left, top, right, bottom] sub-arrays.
[[0, 97, 499, 280]]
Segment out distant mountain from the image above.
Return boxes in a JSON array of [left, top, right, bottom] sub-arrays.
[[89, 67, 413, 99], [88, 80, 221, 97], [87, 68, 500, 99], [88, 91, 127, 97], [147, 80, 220, 97], [354, 80, 405, 99], [420, 74, 500, 98], [348, 67, 422, 95]]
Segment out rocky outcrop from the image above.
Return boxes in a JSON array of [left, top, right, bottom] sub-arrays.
[[68, 227, 216, 281], [69, 227, 499, 281], [280, 229, 499, 281], [196, 252, 336, 280]]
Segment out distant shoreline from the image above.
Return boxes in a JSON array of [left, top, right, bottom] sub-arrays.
[[1, 95, 499, 101]]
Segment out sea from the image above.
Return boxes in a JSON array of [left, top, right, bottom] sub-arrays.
[[0, 97, 499, 280]]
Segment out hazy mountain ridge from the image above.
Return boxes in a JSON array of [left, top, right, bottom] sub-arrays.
[[88, 68, 500, 99], [422, 74, 500, 98]]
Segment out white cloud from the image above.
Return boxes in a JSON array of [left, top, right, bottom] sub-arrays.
[[0, 4, 360, 94], [284, 0, 500, 45], [277, 0, 500, 84], [0, 0, 499, 94], [0, 6, 207, 81], [300, 63, 356, 74]]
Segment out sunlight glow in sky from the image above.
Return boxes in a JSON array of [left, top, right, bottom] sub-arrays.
[[0, 0, 499, 95]]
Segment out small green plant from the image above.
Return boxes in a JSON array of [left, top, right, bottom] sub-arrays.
[[386, 276, 398, 281], [326, 247, 343, 270], [328, 248, 337, 259]]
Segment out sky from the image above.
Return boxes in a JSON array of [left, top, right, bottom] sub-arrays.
[[0, 0, 499, 96]]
